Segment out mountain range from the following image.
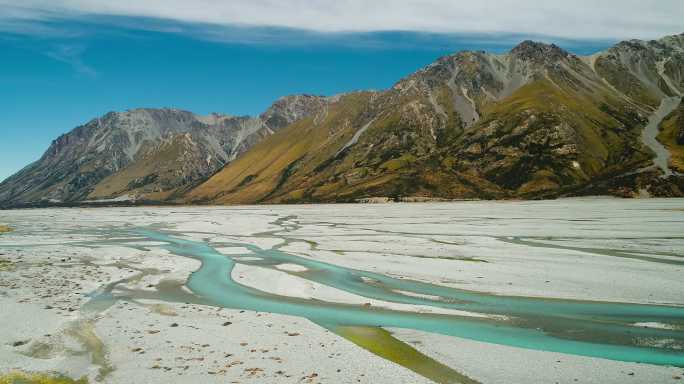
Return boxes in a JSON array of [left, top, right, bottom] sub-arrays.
[[1, 33, 683, 207]]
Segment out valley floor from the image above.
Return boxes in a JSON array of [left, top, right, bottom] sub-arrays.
[[0, 199, 683, 383]]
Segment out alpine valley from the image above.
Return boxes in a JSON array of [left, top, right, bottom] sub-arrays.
[[2, 33, 684, 207]]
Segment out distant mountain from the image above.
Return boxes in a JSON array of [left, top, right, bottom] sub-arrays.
[[1, 33, 683, 208], [187, 33, 684, 204], [0, 95, 330, 206]]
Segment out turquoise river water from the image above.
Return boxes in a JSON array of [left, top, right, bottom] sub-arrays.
[[111, 228, 684, 368]]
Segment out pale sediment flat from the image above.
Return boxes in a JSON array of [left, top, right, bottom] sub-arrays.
[[232, 263, 496, 318], [389, 328, 683, 384], [0, 198, 683, 384]]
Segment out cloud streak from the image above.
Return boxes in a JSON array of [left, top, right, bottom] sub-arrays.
[[0, 0, 682, 41], [46, 44, 97, 78]]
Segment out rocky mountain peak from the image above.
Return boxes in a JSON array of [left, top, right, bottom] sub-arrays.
[[612, 39, 651, 53], [195, 112, 235, 126], [611, 33, 684, 55], [510, 40, 570, 63], [259, 94, 331, 131]]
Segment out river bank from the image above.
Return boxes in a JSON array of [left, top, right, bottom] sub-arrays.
[[0, 199, 683, 383]]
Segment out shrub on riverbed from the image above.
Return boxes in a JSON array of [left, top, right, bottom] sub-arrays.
[[0, 371, 87, 384]]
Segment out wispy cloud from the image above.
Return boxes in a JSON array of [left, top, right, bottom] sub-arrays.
[[45, 44, 97, 78], [0, 0, 682, 41]]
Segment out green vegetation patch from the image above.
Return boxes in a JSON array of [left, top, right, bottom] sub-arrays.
[[0, 371, 87, 384], [657, 100, 684, 173], [593, 57, 660, 107], [380, 154, 418, 171], [0, 258, 15, 272], [335, 325, 479, 384]]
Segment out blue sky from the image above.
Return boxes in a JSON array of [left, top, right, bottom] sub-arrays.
[[1, 1, 682, 182]]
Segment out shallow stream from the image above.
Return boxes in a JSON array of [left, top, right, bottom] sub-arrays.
[[95, 227, 684, 369]]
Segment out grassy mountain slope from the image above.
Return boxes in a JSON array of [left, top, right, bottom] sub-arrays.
[[188, 36, 684, 204], [658, 99, 684, 173]]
